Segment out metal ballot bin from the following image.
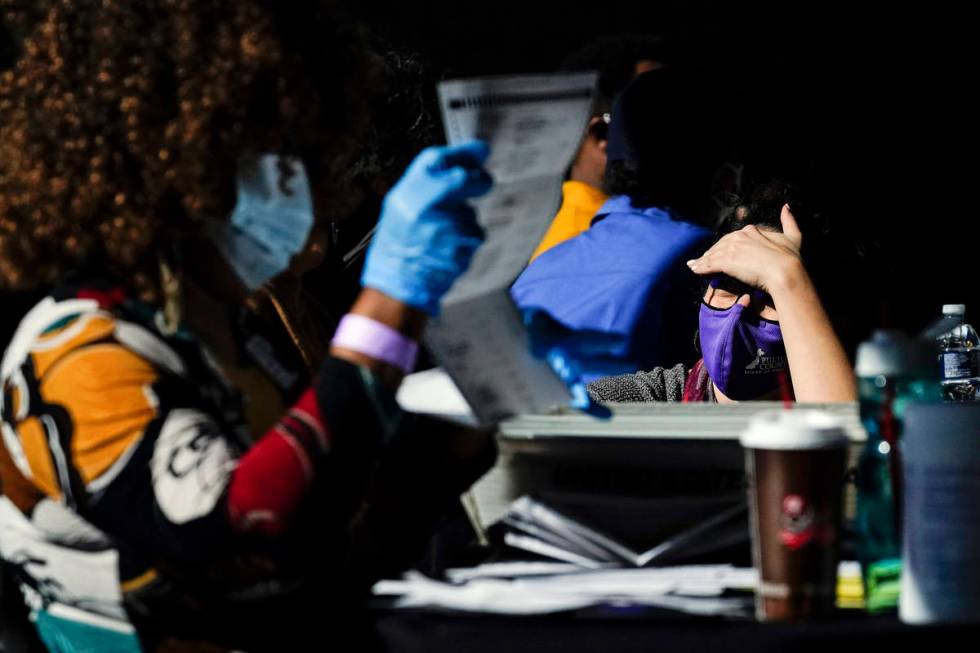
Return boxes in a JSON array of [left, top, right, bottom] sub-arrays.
[[469, 402, 864, 547]]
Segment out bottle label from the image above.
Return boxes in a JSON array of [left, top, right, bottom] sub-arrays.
[[941, 350, 979, 380]]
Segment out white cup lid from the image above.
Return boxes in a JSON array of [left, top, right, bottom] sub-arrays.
[[740, 409, 849, 450]]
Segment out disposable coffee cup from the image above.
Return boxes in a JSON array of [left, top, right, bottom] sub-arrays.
[[740, 410, 849, 621], [900, 402, 980, 624]]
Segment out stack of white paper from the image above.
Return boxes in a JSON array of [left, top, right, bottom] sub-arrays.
[[373, 566, 756, 616]]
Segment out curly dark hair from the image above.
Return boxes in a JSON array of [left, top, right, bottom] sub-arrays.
[[0, 0, 379, 300]]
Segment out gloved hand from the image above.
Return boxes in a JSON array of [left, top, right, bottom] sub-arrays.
[[362, 141, 493, 315], [524, 309, 636, 419]]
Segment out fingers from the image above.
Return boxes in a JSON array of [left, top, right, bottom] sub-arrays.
[[429, 140, 491, 170], [779, 203, 803, 247], [408, 141, 494, 201], [686, 249, 723, 276], [687, 218, 794, 278], [444, 166, 494, 200], [449, 205, 485, 240]]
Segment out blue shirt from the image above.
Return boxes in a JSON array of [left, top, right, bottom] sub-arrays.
[[512, 195, 712, 371]]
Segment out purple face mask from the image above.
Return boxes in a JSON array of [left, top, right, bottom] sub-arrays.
[[698, 302, 787, 400]]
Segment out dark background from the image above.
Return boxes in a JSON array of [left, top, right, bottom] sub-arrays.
[[348, 0, 977, 350], [2, 1, 975, 349], [0, 5, 972, 650]]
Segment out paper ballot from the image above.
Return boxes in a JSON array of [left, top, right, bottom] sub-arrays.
[[425, 72, 598, 424]]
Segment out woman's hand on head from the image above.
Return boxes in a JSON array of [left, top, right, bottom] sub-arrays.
[[686, 204, 804, 294]]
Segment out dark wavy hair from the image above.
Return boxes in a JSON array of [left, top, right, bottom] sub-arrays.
[[709, 175, 858, 308], [0, 0, 378, 300]]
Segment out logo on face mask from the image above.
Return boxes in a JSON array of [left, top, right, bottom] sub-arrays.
[[744, 348, 788, 375]]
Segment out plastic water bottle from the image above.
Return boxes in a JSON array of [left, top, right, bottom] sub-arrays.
[[935, 305, 980, 402]]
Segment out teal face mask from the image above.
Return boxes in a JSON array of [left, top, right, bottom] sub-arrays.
[[207, 154, 316, 291]]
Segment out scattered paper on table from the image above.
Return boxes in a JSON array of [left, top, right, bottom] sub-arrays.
[[374, 566, 756, 616]]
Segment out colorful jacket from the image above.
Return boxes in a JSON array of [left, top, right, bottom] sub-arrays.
[[0, 283, 490, 648]]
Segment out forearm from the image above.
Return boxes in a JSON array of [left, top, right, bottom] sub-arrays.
[[228, 356, 403, 536], [228, 290, 423, 537], [769, 261, 857, 402], [329, 288, 426, 390]]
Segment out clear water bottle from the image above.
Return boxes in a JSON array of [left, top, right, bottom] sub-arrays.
[[935, 305, 980, 402]]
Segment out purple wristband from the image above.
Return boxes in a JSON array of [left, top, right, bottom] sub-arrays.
[[330, 313, 419, 374]]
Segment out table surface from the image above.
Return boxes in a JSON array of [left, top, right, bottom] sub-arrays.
[[373, 607, 980, 653]]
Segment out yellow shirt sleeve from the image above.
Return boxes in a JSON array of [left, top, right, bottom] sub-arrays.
[[529, 181, 608, 263]]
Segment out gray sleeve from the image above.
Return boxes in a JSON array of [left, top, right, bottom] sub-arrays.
[[586, 364, 688, 403]]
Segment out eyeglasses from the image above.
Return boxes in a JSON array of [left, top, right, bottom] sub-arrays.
[[701, 275, 778, 321]]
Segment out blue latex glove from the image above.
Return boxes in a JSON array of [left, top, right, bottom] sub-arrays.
[[524, 309, 636, 419], [362, 141, 493, 315]]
